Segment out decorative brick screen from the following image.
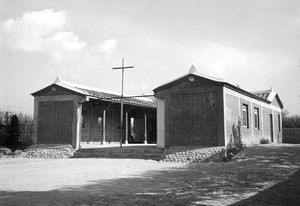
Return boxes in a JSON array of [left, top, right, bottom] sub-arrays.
[[37, 101, 73, 144], [168, 93, 218, 145]]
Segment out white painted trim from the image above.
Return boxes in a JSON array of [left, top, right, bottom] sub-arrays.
[[36, 95, 83, 102], [103, 109, 106, 144], [125, 112, 128, 144], [157, 99, 165, 148], [32, 98, 38, 144], [260, 105, 264, 137], [238, 97, 241, 119], [224, 87, 281, 113], [144, 113, 148, 144], [75, 104, 82, 150], [267, 89, 277, 102], [223, 87, 227, 145], [250, 102, 253, 144], [272, 110, 275, 143]]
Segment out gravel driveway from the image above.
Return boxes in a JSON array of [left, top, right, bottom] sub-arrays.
[[0, 144, 299, 206]]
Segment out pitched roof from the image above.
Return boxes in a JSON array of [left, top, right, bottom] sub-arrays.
[[252, 88, 284, 108], [32, 77, 156, 108], [153, 65, 283, 107], [252, 89, 272, 100], [154, 65, 224, 91]]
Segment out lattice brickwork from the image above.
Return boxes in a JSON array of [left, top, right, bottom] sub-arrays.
[[37, 101, 73, 144], [168, 93, 218, 145]]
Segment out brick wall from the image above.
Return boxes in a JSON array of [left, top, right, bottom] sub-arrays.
[[155, 75, 224, 147], [167, 93, 219, 146], [33, 86, 86, 149], [37, 100, 73, 144]]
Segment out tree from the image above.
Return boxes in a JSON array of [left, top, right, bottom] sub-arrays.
[[7, 115, 20, 149]]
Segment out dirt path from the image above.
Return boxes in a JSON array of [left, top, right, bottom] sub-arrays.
[[0, 144, 300, 206]]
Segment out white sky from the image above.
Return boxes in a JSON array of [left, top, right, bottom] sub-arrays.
[[0, 0, 299, 115]]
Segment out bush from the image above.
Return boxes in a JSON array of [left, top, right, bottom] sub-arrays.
[[225, 143, 245, 160], [17, 113, 34, 149], [260, 138, 270, 144], [5, 115, 21, 149], [0, 110, 33, 150]]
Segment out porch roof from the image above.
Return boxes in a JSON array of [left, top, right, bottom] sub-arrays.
[[32, 76, 156, 108]]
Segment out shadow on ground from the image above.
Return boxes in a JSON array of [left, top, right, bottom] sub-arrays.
[[0, 145, 300, 206], [231, 169, 300, 206]]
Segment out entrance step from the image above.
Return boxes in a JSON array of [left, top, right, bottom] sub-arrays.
[[72, 146, 164, 160]]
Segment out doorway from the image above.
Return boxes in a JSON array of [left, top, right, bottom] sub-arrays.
[[270, 114, 274, 142]]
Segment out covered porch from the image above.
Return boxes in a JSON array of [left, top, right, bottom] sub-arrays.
[[78, 98, 157, 149], [31, 76, 157, 150]]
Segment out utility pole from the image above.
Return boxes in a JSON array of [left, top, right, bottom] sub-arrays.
[[112, 58, 134, 148]]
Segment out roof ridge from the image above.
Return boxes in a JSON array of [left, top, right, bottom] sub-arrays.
[[56, 78, 154, 103], [251, 89, 272, 94]]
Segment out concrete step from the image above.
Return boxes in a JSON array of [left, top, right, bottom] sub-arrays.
[[73, 154, 163, 160], [77, 148, 164, 153], [72, 147, 164, 160]]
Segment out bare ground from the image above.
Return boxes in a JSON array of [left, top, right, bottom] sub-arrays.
[[0, 144, 300, 206]]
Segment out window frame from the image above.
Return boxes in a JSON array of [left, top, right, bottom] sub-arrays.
[[242, 104, 249, 128], [254, 107, 260, 130], [278, 114, 281, 132]]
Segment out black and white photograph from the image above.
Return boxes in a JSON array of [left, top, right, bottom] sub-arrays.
[[0, 0, 300, 205]]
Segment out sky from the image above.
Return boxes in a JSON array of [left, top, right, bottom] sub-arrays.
[[0, 0, 299, 115]]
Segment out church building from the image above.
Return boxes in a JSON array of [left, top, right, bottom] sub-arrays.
[[31, 65, 283, 150], [154, 66, 283, 148]]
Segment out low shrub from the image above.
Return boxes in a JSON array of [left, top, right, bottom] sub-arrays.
[[223, 143, 246, 161], [260, 138, 270, 144]]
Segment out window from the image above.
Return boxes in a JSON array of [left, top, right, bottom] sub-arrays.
[[242, 104, 249, 128], [278, 114, 281, 132], [254, 107, 260, 130]]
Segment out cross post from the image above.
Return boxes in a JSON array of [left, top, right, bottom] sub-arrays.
[[112, 58, 134, 148]]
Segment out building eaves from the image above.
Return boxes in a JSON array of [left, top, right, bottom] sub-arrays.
[[32, 77, 156, 108], [153, 65, 272, 104]]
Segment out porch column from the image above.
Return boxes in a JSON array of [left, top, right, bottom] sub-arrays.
[[102, 109, 106, 145], [89, 106, 92, 144], [144, 113, 148, 144], [125, 112, 128, 144], [75, 102, 82, 150]]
